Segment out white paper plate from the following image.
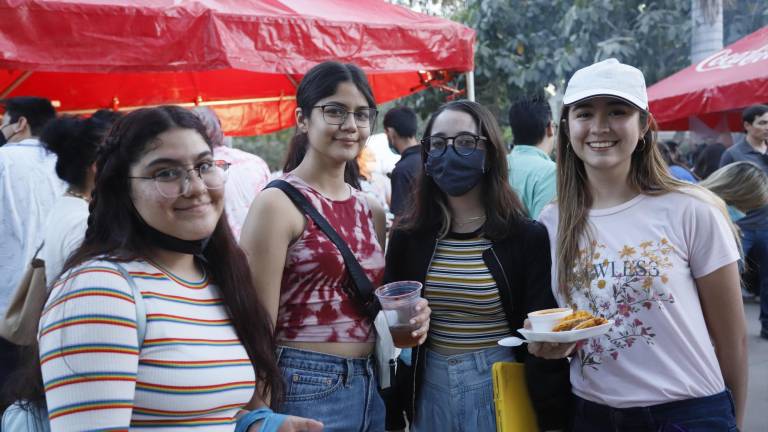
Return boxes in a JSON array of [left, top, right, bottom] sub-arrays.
[[517, 320, 614, 343]]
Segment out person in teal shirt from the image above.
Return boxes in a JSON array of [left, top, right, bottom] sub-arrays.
[[507, 96, 557, 219]]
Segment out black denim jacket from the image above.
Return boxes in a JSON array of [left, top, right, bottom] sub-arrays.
[[382, 218, 571, 431]]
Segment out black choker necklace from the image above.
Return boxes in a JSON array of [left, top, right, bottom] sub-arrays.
[[138, 221, 210, 256]]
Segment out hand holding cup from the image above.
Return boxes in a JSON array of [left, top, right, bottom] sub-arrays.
[[375, 281, 431, 348]]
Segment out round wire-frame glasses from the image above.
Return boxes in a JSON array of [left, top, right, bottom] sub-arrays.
[[129, 160, 231, 198]]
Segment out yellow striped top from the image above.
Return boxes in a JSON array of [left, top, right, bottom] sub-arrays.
[[425, 232, 512, 350]]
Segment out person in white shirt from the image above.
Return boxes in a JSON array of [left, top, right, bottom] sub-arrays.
[[0, 97, 61, 385], [192, 107, 270, 239], [531, 59, 747, 431], [39, 110, 121, 283]]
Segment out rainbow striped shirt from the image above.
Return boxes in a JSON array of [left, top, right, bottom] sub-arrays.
[[425, 232, 513, 350], [38, 259, 255, 431]]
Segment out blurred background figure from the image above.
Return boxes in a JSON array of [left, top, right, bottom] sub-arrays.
[[700, 161, 768, 339], [39, 110, 121, 283], [719, 104, 768, 173], [692, 142, 727, 180], [357, 146, 391, 212], [0, 97, 59, 387], [506, 95, 557, 219], [658, 140, 697, 182], [384, 106, 420, 219], [192, 107, 270, 239]]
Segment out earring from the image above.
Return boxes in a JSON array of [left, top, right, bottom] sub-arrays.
[[638, 137, 646, 151]]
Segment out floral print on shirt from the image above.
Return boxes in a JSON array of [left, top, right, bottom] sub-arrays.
[[568, 238, 677, 375]]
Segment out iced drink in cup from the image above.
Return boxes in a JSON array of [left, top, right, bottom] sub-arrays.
[[375, 281, 423, 348]]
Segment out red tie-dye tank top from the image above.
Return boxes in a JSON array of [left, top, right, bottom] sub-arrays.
[[276, 173, 384, 342]]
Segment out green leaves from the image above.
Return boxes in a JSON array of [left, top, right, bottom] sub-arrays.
[[390, 0, 766, 130]]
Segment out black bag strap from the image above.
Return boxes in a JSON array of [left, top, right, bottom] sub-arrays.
[[32, 242, 45, 260], [266, 179, 378, 316]]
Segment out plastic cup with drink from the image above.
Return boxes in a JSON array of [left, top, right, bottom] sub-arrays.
[[375, 281, 423, 348]]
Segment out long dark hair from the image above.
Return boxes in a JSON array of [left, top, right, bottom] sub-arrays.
[[2, 106, 282, 411], [282, 61, 377, 189], [399, 100, 526, 239], [75, 106, 282, 401]]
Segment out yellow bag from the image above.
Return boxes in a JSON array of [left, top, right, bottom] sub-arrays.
[[492, 362, 539, 432]]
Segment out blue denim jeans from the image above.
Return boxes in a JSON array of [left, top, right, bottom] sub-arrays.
[[742, 228, 768, 333], [413, 345, 515, 432], [571, 390, 738, 432], [275, 346, 385, 432]]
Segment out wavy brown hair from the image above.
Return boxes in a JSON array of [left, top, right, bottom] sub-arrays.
[[398, 100, 525, 239], [555, 103, 736, 305]]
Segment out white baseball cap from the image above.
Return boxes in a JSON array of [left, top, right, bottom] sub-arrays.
[[563, 58, 648, 110]]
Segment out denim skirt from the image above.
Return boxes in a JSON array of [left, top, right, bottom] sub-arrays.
[[413, 345, 515, 432], [275, 346, 385, 432]]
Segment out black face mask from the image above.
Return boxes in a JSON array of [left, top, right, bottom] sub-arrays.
[[424, 148, 486, 197], [132, 204, 211, 257]]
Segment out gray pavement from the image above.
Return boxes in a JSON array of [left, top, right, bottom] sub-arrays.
[[745, 301, 767, 432]]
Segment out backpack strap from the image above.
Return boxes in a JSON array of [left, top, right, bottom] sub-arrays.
[[266, 179, 379, 317], [113, 262, 147, 347]]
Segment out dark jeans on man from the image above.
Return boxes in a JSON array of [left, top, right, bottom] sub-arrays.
[[742, 228, 768, 335], [571, 391, 738, 432]]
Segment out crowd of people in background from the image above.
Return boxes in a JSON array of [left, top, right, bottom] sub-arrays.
[[0, 58, 765, 432]]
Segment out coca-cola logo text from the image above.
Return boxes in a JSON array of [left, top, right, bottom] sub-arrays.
[[695, 44, 768, 72]]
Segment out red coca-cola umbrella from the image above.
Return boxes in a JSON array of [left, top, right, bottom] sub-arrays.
[[648, 25, 768, 131], [0, 0, 475, 135]]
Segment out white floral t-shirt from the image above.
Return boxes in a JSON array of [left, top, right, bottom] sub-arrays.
[[539, 191, 739, 408]]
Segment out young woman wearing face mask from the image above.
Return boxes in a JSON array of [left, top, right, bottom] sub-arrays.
[[31, 106, 321, 431], [383, 100, 570, 432], [240, 62, 431, 431], [533, 59, 747, 431]]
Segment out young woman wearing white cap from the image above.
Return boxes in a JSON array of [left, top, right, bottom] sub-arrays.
[[532, 59, 747, 431]]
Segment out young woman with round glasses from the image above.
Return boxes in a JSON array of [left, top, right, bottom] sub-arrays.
[[240, 61, 431, 431], [383, 100, 570, 432], [128, 159, 231, 199], [533, 59, 746, 431], [20, 106, 321, 431]]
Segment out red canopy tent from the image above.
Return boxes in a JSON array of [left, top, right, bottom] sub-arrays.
[[0, 0, 475, 135], [648, 25, 768, 131]]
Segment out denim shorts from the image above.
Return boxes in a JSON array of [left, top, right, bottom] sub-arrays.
[[413, 345, 516, 432], [275, 346, 385, 432], [571, 390, 738, 432]]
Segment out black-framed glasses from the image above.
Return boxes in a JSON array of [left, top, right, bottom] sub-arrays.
[[313, 104, 377, 128], [129, 160, 231, 198], [421, 133, 487, 157]]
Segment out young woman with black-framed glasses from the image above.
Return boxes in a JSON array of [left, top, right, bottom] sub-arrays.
[[240, 61, 431, 431], [383, 100, 570, 432]]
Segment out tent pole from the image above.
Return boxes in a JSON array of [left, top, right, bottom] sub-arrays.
[[466, 71, 475, 101], [0, 71, 33, 98]]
